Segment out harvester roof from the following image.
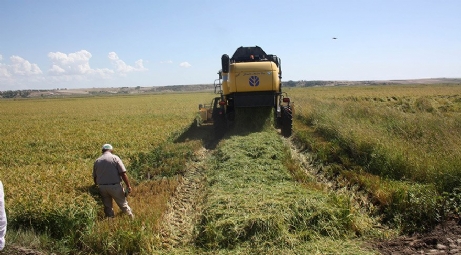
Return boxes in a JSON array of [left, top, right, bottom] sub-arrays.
[[231, 46, 268, 63]]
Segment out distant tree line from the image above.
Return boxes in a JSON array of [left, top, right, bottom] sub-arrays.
[[283, 80, 335, 87], [282, 80, 399, 87], [0, 90, 31, 98]]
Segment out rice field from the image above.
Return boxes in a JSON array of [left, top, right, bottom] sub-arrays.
[[289, 84, 461, 191], [1, 83, 461, 254], [288, 84, 461, 232], [0, 92, 212, 253]]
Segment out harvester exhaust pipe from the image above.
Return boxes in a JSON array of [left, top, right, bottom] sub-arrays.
[[221, 54, 230, 95], [221, 54, 230, 73]]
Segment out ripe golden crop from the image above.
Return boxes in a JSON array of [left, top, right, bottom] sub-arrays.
[[0, 92, 212, 240]]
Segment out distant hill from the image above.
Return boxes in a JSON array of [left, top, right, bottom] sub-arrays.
[[13, 84, 216, 98], [283, 78, 461, 87], [2, 78, 460, 98]]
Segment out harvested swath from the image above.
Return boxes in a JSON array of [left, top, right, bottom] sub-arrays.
[[196, 132, 361, 251], [229, 107, 274, 135]]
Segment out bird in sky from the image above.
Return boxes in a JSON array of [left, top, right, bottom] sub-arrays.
[[332, 37, 337, 39]]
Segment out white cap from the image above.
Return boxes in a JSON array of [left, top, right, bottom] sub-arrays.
[[102, 144, 113, 150]]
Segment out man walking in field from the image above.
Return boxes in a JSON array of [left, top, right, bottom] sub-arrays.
[[93, 144, 134, 218]]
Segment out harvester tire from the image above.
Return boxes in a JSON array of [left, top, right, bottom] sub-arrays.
[[213, 113, 227, 138], [274, 108, 282, 129], [281, 105, 292, 137]]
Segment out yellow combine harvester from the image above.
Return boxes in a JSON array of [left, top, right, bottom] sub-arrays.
[[199, 46, 293, 137]]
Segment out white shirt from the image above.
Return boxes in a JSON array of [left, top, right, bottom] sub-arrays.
[[0, 181, 6, 250]]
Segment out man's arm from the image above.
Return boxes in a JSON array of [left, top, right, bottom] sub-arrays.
[[93, 162, 98, 186], [120, 172, 132, 192], [115, 156, 131, 191]]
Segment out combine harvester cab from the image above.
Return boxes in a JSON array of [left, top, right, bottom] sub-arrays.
[[202, 46, 293, 137]]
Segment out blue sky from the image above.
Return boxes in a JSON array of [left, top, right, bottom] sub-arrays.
[[1, 0, 460, 90]]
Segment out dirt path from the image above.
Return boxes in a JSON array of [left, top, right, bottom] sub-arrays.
[[0, 246, 44, 255], [371, 219, 461, 255]]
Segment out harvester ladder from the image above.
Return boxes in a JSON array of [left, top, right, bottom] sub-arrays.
[[214, 78, 222, 94]]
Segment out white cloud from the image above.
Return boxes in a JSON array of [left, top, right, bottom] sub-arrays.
[[107, 51, 147, 75], [179, 62, 191, 68], [46, 50, 116, 81], [0, 65, 9, 78], [0, 55, 42, 77], [49, 64, 66, 75], [108, 52, 119, 61], [0, 50, 149, 90], [13, 57, 43, 76], [0, 54, 44, 90], [160, 60, 173, 64], [108, 52, 147, 74], [134, 59, 146, 70], [0, 58, 9, 78], [48, 50, 104, 76]]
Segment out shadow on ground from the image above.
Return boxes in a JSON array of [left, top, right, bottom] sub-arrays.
[[174, 121, 221, 150]]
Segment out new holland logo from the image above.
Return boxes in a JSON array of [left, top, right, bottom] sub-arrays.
[[249, 76, 260, 86]]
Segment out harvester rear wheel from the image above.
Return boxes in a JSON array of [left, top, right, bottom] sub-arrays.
[[213, 111, 227, 138], [281, 105, 292, 137], [274, 107, 282, 129]]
